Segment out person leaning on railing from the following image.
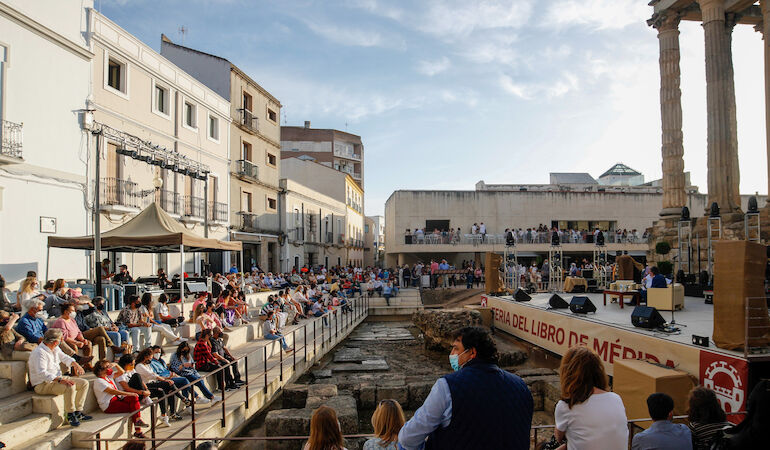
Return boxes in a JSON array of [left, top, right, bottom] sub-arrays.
[[364, 399, 405, 450], [305, 405, 347, 450], [686, 386, 730, 450], [92, 359, 149, 438], [168, 340, 220, 404], [553, 346, 628, 450]]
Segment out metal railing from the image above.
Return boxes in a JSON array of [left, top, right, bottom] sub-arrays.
[[1, 119, 23, 158], [208, 201, 227, 223], [83, 295, 370, 449], [333, 150, 361, 161], [158, 190, 182, 215], [290, 227, 305, 241], [101, 177, 140, 208], [326, 232, 334, 244], [239, 212, 258, 232], [237, 108, 258, 133], [405, 231, 650, 246], [235, 159, 259, 180], [338, 235, 346, 245], [183, 195, 205, 219]]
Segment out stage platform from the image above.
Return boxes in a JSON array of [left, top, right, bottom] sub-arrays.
[[482, 292, 770, 416]]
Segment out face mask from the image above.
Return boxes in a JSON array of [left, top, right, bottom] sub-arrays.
[[64, 282, 70, 289], [449, 349, 469, 372], [96, 303, 104, 311], [35, 310, 49, 320], [104, 368, 113, 376], [153, 353, 160, 360]]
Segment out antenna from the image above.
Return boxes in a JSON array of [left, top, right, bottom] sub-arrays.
[[178, 26, 188, 44]]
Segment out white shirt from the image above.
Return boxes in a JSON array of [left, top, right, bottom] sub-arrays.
[[28, 343, 75, 386], [135, 362, 162, 384], [94, 377, 118, 411], [555, 392, 628, 450], [480, 224, 486, 234]]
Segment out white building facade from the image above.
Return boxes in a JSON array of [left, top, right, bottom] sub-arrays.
[[0, 0, 94, 286]]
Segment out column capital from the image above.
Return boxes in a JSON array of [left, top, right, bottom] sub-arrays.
[[648, 12, 680, 31], [697, 0, 726, 24]]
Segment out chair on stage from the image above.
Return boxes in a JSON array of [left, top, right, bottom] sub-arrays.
[[647, 284, 685, 311]]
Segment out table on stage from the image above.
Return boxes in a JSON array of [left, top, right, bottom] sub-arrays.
[[563, 276, 587, 293], [602, 290, 641, 309]]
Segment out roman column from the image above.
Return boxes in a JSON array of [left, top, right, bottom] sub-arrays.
[[698, 0, 741, 212], [761, 0, 770, 205], [654, 13, 687, 217]]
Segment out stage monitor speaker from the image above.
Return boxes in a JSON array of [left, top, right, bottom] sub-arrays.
[[692, 335, 710, 347], [514, 288, 531, 302], [569, 296, 596, 314], [549, 294, 569, 309], [631, 306, 666, 329]]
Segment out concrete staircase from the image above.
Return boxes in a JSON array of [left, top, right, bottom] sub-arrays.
[[366, 288, 424, 316], [0, 293, 367, 449]]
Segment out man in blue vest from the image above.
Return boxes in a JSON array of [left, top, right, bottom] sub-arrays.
[[398, 326, 533, 449]]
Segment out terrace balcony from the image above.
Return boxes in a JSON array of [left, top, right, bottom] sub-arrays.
[[0, 120, 23, 164]]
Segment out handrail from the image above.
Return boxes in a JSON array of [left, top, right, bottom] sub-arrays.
[[85, 295, 370, 448]]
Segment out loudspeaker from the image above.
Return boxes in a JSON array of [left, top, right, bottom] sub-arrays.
[[569, 296, 596, 314], [692, 335, 710, 347], [631, 306, 666, 329], [549, 294, 569, 309], [514, 288, 531, 302]]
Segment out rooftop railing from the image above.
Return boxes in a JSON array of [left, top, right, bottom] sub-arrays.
[[405, 231, 649, 246]]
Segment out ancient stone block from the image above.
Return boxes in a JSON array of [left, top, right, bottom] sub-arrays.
[[360, 383, 376, 409], [265, 408, 311, 450], [514, 368, 557, 377], [377, 384, 408, 406], [412, 309, 482, 351], [282, 384, 308, 409], [324, 395, 359, 434], [307, 383, 337, 399], [306, 396, 325, 409], [407, 380, 434, 410]]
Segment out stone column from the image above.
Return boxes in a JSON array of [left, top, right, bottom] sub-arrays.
[[654, 14, 687, 217], [761, 0, 770, 204], [698, 0, 741, 212]]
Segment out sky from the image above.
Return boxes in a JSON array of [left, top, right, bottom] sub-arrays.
[[99, 0, 767, 216]]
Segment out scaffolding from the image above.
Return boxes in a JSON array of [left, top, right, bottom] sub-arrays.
[[548, 246, 563, 293], [677, 219, 692, 276], [745, 211, 761, 243], [707, 216, 721, 279], [592, 247, 609, 290], [504, 246, 518, 291]]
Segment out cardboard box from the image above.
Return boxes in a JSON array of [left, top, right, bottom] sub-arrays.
[[613, 359, 695, 429]]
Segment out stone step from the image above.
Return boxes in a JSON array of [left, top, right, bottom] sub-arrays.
[[0, 360, 29, 399], [14, 427, 72, 450], [368, 306, 424, 316], [366, 297, 422, 307], [0, 413, 54, 448], [0, 391, 33, 425]]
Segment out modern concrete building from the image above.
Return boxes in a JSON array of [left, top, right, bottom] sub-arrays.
[[279, 178, 347, 272], [281, 122, 364, 189], [385, 169, 765, 267], [87, 10, 232, 276], [282, 157, 364, 267], [0, 0, 93, 285], [160, 37, 283, 273], [365, 215, 385, 268]]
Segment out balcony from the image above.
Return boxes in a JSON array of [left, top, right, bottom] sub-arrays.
[[326, 232, 334, 244], [235, 159, 259, 181], [237, 109, 259, 133], [158, 190, 182, 216], [290, 227, 305, 242], [333, 149, 361, 161], [0, 120, 23, 164], [402, 230, 650, 248], [100, 178, 141, 213], [338, 235, 345, 245], [208, 201, 228, 224], [181, 195, 204, 223], [239, 212, 259, 232], [352, 172, 362, 180]]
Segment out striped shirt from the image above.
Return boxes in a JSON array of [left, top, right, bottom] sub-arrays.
[[689, 421, 730, 450]]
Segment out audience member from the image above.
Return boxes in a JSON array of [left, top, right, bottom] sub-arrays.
[[364, 399, 405, 450], [140, 293, 183, 345], [85, 296, 131, 354], [17, 298, 92, 366], [28, 328, 91, 427], [211, 327, 244, 387], [0, 310, 34, 357], [133, 348, 181, 427], [399, 327, 533, 449], [116, 295, 153, 350], [168, 341, 220, 404], [687, 386, 730, 450], [632, 392, 692, 450], [154, 294, 183, 327], [51, 303, 94, 369], [193, 329, 236, 392], [261, 310, 292, 352], [147, 345, 192, 408], [92, 359, 148, 438], [554, 346, 628, 450], [304, 405, 347, 450], [720, 379, 769, 449]]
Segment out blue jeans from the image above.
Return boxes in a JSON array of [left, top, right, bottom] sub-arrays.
[[265, 332, 290, 350], [181, 373, 213, 399], [106, 330, 129, 347], [171, 376, 191, 398]]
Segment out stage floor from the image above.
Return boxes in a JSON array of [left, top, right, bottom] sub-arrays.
[[498, 292, 740, 357]]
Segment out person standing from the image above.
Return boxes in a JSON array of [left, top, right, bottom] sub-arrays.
[[631, 393, 692, 450], [364, 399, 405, 450], [28, 329, 91, 427], [398, 327, 533, 449], [305, 406, 347, 450]]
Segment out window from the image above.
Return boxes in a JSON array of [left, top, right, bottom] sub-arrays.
[[0, 45, 6, 122], [267, 197, 277, 210], [242, 92, 252, 112], [153, 82, 170, 116], [208, 114, 219, 141], [105, 53, 128, 96], [242, 191, 252, 212], [365, 224, 370, 233], [183, 101, 197, 130], [242, 141, 252, 161], [267, 153, 276, 166], [267, 108, 277, 123]]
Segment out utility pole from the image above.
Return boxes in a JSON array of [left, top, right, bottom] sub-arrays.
[[93, 129, 102, 294]]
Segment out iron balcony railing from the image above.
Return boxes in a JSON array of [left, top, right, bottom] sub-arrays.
[[101, 177, 140, 209], [158, 189, 182, 216], [404, 231, 651, 245], [183, 195, 204, 219], [240, 212, 258, 232], [338, 235, 345, 245], [236, 159, 259, 180], [237, 108, 258, 133], [1, 120, 23, 159], [291, 227, 305, 241], [208, 201, 228, 223], [326, 232, 334, 244]]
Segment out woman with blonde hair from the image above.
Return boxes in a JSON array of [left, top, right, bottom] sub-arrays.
[[17, 277, 44, 310], [364, 399, 405, 449], [304, 406, 346, 450], [553, 346, 627, 449]]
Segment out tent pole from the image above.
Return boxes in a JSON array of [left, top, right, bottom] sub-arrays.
[[45, 245, 50, 283], [94, 130, 102, 295], [180, 245, 185, 317]]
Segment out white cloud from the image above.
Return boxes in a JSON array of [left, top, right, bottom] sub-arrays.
[[303, 19, 404, 49], [419, 0, 534, 39], [543, 0, 650, 31], [499, 72, 579, 100], [416, 56, 451, 76], [346, 0, 404, 21]]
